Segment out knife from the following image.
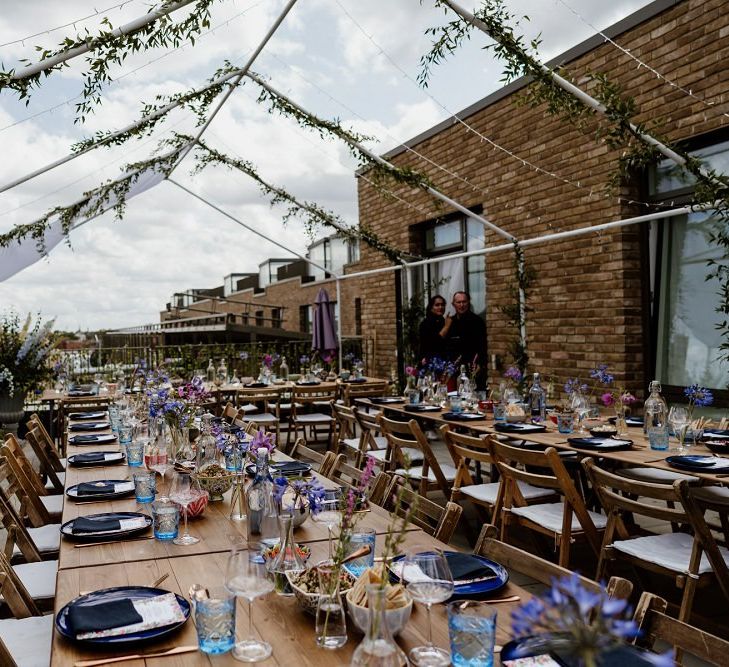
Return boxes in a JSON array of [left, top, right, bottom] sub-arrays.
[[74, 644, 198, 666]]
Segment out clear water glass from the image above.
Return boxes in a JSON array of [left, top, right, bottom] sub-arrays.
[[557, 412, 574, 434], [447, 601, 496, 667], [125, 440, 144, 467], [119, 424, 133, 444], [195, 587, 236, 654], [315, 563, 347, 649], [345, 529, 376, 578], [152, 499, 179, 541], [133, 471, 156, 504], [169, 472, 200, 546], [311, 490, 343, 559]]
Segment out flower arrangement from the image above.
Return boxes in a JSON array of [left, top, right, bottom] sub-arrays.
[[0, 312, 55, 397], [684, 384, 713, 421], [591, 364, 636, 416], [248, 428, 275, 458], [262, 352, 280, 369], [511, 574, 672, 667], [420, 356, 456, 384], [148, 376, 209, 429], [273, 476, 327, 513]]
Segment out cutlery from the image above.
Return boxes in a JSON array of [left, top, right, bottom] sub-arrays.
[[150, 572, 169, 588], [74, 536, 155, 548], [74, 644, 198, 666], [341, 544, 372, 565], [484, 594, 520, 604]]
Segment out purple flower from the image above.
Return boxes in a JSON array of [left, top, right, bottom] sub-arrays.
[[564, 378, 588, 395], [405, 365, 417, 377], [299, 354, 310, 365], [504, 366, 523, 384], [249, 428, 275, 455], [601, 392, 615, 407], [590, 364, 614, 385], [239, 351, 249, 361], [684, 384, 713, 408]]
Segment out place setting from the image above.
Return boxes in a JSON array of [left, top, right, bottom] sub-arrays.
[[66, 479, 136, 502], [68, 410, 108, 420], [69, 421, 112, 432], [67, 451, 126, 467], [68, 433, 118, 445], [60, 512, 153, 542]]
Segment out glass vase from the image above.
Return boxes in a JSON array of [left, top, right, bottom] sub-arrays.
[[614, 407, 629, 437], [351, 585, 407, 666], [268, 512, 305, 595], [315, 563, 347, 649], [170, 425, 193, 464], [246, 450, 278, 553]]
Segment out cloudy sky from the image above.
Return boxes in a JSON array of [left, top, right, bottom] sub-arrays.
[[0, 0, 654, 331]]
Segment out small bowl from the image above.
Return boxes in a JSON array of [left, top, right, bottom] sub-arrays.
[[261, 542, 312, 564], [286, 569, 355, 616], [590, 426, 618, 438], [193, 466, 234, 502], [705, 439, 729, 455], [345, 589, 413, 636]]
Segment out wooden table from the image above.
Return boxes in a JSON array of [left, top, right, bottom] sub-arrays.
[[360, 399, 729, 485]]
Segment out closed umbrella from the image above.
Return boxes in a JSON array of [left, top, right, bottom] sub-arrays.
[[312, 288, 338, 355]]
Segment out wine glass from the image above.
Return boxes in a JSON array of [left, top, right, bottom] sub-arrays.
[[668, 405, 690, 450], [225, 547, 275, 662], [570, 392, 591, 435], [146, 439, 172, 498], [403, 551, 454, 666], [311, 489, 343, 559], [169, 473, 200, 546]]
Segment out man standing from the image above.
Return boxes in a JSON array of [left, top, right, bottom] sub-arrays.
[[446, 291, 487, 388]]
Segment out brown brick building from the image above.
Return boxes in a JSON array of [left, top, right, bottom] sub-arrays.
[[351, 0, 729, 402]]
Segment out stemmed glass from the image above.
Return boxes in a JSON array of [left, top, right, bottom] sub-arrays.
[[146, 439, 172, 498], [311, 489, 343, 559], [169, 473, 200, 546], [225, 547, 275, 662], [668, 405, 690, 450], [403, 551, 454, 666], [570, 392, 591, 435]]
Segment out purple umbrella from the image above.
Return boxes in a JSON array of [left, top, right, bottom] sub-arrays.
[[312, 288, 338, 354]]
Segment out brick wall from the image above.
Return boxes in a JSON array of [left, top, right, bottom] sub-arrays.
[[352, 0, 729, 396]]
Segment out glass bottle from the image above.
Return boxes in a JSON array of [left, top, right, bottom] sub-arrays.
[[644, 380, 669, 450], [216, 358, 228, 386], [246, 449, 278, 554], [404, 376, 420, 406], [315, 563, 347, 649], [351, 585, 408, 667], [206, 359, 216, 383], [457, 364, 470, 397], [268, 511, 305, 595], [279, 356, 289, 381], [196, 413, 219, 472], [528, 372, 546, 422]]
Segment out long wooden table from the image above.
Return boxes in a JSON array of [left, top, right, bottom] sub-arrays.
[[359, 399, 729, 485], [53, 413, 518, 665]]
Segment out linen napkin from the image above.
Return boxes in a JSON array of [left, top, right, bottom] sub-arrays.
[[71, 516, 122, 534], [72, 453, 107, 463], [68, 599, 143, 633], [69, 422, 109, 431], [77, 482, 118, 496], [445, 553, 497, 582]]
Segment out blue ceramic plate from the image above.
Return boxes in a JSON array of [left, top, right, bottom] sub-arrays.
[[494, 423, 547, 434], [68, 433, 117, 445], [567, 437, 633, 451], [442, 412, 485, 421], [68, 411, 107, 420], [389, 551, 509, 598], [702, 429, 729, 440], [501, 637, 655, 666], [69, 422, 111, 431], [368, 397, 404, 404], [608, 416, 644, 427], [60, 512, 152, 542], [67, 451, 125, 467], [66, 479, 135, 501], [666, 455, 729, 473], [56, 586, 190, 645], [403, 404, 441, 412]]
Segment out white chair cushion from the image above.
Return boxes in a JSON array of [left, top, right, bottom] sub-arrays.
[[612, 532, 729, 574], [12, 560, 58, 600], [239, 403, 259, 413], [13, 524, 61, 557], [0, 613, 53, 667], [616, 467, 694, 483], [694, 486, 729, 505], [365, 447, 423, 463], [59, 458, 67, 468], [341, 438, 360, 450], [371, 436, 388, 449], [294, 414, 334, 424], [461, 481, 553, 505], [39, 496, 63, 515], [394, 464, 457, 483], [242, 413, 278, 424], [511, 502, 607, 533], [44, 472, 65, 490]]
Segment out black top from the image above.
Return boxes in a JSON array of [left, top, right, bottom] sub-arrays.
[[418, 313, 446, 361], [446, 310, 487, 389]]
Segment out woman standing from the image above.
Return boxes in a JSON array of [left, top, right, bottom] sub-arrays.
[[418, 294, 451, 362]]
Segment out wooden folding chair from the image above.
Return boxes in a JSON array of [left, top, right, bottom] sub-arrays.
[[379, 414, 456, 499], [384, 474, 462, 544], [490, 439, 605, 569], [0, 487, 59, 563], [331, 403, 359, 458], [57, 395, 111, 454], [290, 437, 338, 477], [221, 402, 243, 424], [24, 427, 65, 494], [340, 380, 389, 406], [632, 592, 729, 664], [27, 413, 65, 472], [582, 459, 723, 624], [474, 524, 633, 600], [441, 425, 555, 536], [325, 456, 390, 507], [236, 387, 282, 442], [287, 384, 337, 449]]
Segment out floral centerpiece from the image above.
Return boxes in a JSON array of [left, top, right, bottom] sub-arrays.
[[511, 574, 672, 667], [272, 476, 326, 527], [0, 312, 55, 398], [589, 364, 636, 435], [684, 384, 713, 423]]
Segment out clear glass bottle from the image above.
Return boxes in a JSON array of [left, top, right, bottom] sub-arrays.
[[196, 413, 219, 472], [216, 358, 228, 386], [528, 372, 546, 422], [351, 585, 407, 666], [246, 449, 278, 553], [279, 356, 289, 381], [315, 563, 347, 649], [404, 376, 420, 406], [457, 364, 470, 397], [644, 380, 669, 450], [268, 511, 305, 595], [206, 359, 216, 383]]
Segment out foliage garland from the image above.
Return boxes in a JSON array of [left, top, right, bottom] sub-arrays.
[[499, 240, 534, 375], [0, 0, 218, 122], [422, 0, 729, 367]]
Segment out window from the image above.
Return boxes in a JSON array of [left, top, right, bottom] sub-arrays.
[[271, 308, 282, 328], [299, 305, 311, 333], [648, 138, 729, 391], [308, 237, 360, 280], [255, 310, 264, 327], [354, 298, 362, 336]]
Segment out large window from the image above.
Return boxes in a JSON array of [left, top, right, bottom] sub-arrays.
[[308, 236, 360, 281], [649, 138, 729, 392]]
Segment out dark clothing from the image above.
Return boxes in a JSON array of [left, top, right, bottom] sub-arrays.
[[418, 314, 447, 362], [446, 310, 487, 389]]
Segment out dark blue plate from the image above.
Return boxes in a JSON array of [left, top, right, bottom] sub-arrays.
[[567, 437, 633, 451], [403, 404, 441, 412], [494, 423, 547, 434], [501, 637, 655, 666], [66, 479, 135, 501], [702, 429, 729, 439], [68, 433, 117, 445], [68, 411, 108, 420], [666, 455, 729, 472], [56, 586, 190, 645], [608, 416, 643, 427], [389, 551, 508, 598], [60, 512, 152, 542], [442, 412, 485, 421], [67, 451, 125, 467], [344, 378, 368, 383], [69, 422, 111, 431], [368, 397, 404, 404]]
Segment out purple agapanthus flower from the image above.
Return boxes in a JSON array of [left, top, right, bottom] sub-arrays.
[[299, 354, 310, 365], [504, 366, 523, 384], [564, 378, 588, 395], [590, 364, 614, 385], [684, 384, 714, 408], [239, 351, 249, 361], [249, 428, 275, 455], [273, 476, 327, 514]]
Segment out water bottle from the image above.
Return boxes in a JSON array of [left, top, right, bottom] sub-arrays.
[[457, 365, 470, 396], [246, 449, 278, 554], [279, 356, 289, 381], [206, 359, 215, 383], [644, 380, 669, 450], [528, 372, 546, 422]]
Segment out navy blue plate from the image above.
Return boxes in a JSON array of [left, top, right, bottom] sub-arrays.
[[501, 637, 655, 666], [60, 512, 152, 542], [702, 429, 729, 439], [68, 433, 117, 445], [66, 479, 135, 501], [69, 422, 111, 431], [666, 455, 729, 473], [67, 451, 125, 467], [494, 423, 547, 434], [68, 411, 107, 420], [56, 586, 190, 645], [403, 404, 441, 412], [567, 437, 633, 451], [368, 397, 404, 404], [442, 412, 485, 421], [389, 551, 508, 598], [608, 416, 643, 427]]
